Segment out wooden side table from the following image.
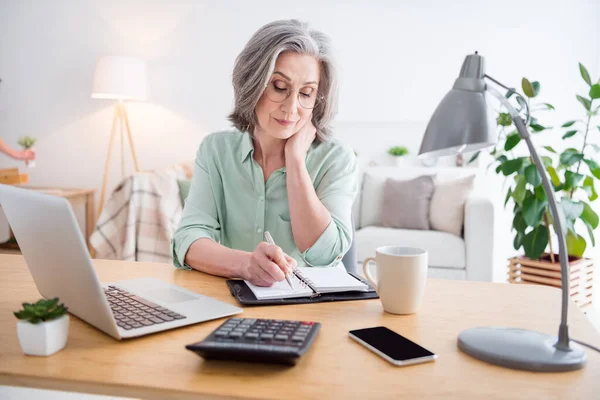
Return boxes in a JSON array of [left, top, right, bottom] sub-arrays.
[[1, 187, 96, 254]]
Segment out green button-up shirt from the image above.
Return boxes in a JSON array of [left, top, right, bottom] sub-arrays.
[[171, 129, 358, 270]]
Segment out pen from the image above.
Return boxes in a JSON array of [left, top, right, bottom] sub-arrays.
[[264, 231, 295, 290]]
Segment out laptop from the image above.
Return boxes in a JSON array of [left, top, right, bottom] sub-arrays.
[[0, 184, 242, 340]]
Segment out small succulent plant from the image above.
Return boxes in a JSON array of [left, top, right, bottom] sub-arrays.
[[387, 146, 409, 157], [17, 136, 37, 149], [14, 298, 68, 324]]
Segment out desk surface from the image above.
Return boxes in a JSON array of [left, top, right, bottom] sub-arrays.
[[1, 255, 598, 399]]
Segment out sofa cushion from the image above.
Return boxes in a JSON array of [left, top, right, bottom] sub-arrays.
[[355, 226, 465, 269], [358, 166, 476, 229], [381, 176, 435, 230], [430, 174, 475, 236]]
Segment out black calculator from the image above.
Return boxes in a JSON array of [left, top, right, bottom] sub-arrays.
[[185, 317, 321, 365]]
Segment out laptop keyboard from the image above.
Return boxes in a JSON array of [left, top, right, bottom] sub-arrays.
[[104, 285, 187, 330]]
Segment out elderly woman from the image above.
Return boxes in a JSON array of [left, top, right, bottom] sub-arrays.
[[172, 20, 357, 287]]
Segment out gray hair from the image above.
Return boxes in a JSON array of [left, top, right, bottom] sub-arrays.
[[228, 19, 338, 141]]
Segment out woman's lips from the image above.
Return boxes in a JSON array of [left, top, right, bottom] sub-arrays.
[[274, 118, 296, 126]]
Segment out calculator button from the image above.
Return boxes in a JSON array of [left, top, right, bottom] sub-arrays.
[[229, 331, 243, 338], [245, 332, 259, 339], [291, 336, 305, 342], [275, 334, 289, 341], [214, 331, 229, 337]]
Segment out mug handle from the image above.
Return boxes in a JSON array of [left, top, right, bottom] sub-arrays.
[[362, 257, 377, 290]]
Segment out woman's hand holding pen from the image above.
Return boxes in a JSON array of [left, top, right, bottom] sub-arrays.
[[243, 242, 297, 287]]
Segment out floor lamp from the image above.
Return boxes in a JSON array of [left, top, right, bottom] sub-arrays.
[[91, 56, 147, 219], [419, 52, 588, 372]]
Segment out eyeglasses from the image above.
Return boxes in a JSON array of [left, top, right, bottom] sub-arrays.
[[263, 80, 322, 109]]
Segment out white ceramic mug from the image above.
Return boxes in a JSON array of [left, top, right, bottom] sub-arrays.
[[363, 246, 428, 315]]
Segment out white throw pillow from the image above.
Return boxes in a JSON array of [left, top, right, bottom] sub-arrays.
[[430, 175, 475, 236]]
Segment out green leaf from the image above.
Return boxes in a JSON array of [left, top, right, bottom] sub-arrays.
[[522, 78, 535, 98], [543, 146, 557, 153], [562, 130, 578, 139], [523, 192, 547, 227], [590, 84, 600, 99], [534, 186, 547, 202], [547, 166, 561, 188], [504, 133, 521, 151], [513, 175, 527, 206], [541, 156, 553, 168], [580, 201, 599, 229], [577, 95, 591, 111], [562, 120, 577, 128], [516, 96, 527, 110], [591, 144, 600, 153], [501, 158, 524, 176], [504, 188, 513, 207], [563, 171, 585, 191], [530, 123, 548, 132], [524, 164, 542, 187], [496, 112, 513, 127], [560, 198, 585, 221], [532, 81, 540, 97], [513, 211, 527, 233], [583, 176, 598, 201], [585, 222, 596, 247], [542, 103, 555, 110], [566, 231, 586, 257], [579, 63, 592, 86], [560, 149, 584, 167], [523, 225, 549, 259], [584, 159, 600, 179], [468, 151, 480, 164], [513, 232, 525, 250]]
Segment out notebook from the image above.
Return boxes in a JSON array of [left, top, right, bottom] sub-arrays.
[[245, 266, 369, 300]]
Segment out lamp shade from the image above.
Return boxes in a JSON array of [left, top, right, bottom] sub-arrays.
[[91, 56, 147, 101], [419, 53, 496, 158]]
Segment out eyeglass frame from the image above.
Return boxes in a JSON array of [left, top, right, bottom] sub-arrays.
[[262, 81, 324, 110]]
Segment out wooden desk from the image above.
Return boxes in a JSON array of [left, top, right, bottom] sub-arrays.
[[1, 255, 599, 399]]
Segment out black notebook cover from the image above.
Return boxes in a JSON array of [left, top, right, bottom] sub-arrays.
[[226, 272, 379, 306]]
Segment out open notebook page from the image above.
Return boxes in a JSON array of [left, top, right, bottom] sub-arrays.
[[297, 266, 369, 293], [245, 273, 314, 300]]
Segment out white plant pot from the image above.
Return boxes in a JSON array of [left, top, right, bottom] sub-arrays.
[[17, 315, 69, 356]]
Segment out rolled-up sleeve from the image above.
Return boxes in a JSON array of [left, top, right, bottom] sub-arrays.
[[171, 139, 221, 270], [301, 145, 358, 268]]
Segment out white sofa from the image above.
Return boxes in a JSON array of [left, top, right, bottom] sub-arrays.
[[352, 166, 496, 281]]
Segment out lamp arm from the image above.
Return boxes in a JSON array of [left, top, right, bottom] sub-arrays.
[[487, 85, 571, 351], [485, 74, 531, 125]]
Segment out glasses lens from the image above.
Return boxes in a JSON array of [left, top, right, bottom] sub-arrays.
[[265, 82, 289, 103], [264, 82, 320, 109]]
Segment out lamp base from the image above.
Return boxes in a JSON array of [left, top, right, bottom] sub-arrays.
[[457, 327, 587, 372]]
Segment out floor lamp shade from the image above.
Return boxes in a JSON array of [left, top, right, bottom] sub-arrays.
[[91, 56, 147, 100]]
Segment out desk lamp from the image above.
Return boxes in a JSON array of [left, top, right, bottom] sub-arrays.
[[419, 52, 587, 372]]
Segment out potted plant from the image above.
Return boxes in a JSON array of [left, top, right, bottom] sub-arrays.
[[14, 298, 69, 356], [17, 136, 37, 168], [470, 64, 600, 305], [387, 146, 410, 166]]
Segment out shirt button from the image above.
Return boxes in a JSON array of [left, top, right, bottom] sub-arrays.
[[257, 228, 263, 234]]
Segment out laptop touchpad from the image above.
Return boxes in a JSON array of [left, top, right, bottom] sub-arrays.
[[144, 288, 198, 304]]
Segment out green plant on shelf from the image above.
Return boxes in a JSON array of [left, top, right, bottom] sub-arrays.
[[387, 146, 409, 157]]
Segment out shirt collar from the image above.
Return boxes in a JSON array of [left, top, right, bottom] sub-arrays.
[[239, 131, 254, 163]]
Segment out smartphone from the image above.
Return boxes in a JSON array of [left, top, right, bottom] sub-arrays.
[[349, 326, 437, 366]]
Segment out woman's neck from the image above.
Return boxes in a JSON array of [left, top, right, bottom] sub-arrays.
[[252, 128, 286, 169]]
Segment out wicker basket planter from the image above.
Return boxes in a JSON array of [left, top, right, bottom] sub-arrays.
[[508, 254, 594, 310]]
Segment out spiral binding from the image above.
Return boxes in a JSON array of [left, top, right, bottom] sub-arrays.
[[292, 268, 315, 290]]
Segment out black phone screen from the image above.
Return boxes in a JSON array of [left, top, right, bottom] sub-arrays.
[[349, 326, 435, 361]]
